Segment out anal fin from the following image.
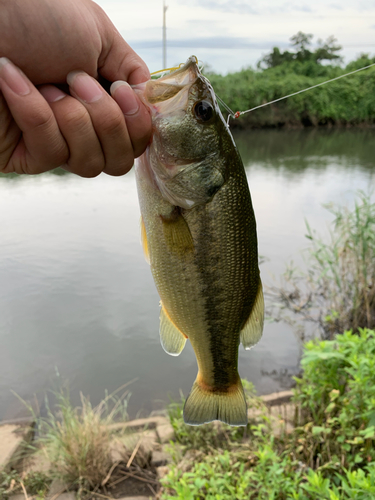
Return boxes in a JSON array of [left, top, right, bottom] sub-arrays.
[[159, 303, 187, 356], [240, 280, 264, 350]]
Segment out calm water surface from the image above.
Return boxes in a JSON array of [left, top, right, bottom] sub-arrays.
[[1, 129, 374, 421]]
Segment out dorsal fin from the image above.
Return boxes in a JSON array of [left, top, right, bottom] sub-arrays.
[[159, 303, 187, 356], [240, 281, 264, 350]]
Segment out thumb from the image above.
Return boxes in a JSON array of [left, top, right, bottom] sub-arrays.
[[98, 22, 150, 85]]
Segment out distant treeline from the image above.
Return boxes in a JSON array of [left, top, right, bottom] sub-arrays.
[[206, 32, 375, 128]]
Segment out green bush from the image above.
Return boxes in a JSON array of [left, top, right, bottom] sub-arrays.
[[205, 55, 375, 128], [161, 329, 375, 499], [292, 329, 375, 470], [161, 444, 301, 500]]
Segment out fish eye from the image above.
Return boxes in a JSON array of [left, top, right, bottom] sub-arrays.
[[194, 100, 214, 123]]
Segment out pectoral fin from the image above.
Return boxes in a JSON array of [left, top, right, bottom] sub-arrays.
[[140, 216, 150, 265], [161, 208, 194, 255], [240, 281, 264, 350], [159, 303, 187, 356]]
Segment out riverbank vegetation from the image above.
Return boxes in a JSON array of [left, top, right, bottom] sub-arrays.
[[3, 330, 375, 498], [161, 329, 375, 499], [269, 191, 375, 340], [206, 32, 375, 128]]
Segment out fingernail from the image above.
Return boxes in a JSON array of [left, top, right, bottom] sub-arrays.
[[67, 71, 103, 103], [39, 85, 67, 103], [0, 57, 30, 96], [110, 81, 140, 115]]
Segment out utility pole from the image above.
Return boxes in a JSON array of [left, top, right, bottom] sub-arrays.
[[163, 1, 168, 68]]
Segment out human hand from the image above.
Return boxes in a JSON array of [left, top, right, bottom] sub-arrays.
[[0, 0, 151, 176]]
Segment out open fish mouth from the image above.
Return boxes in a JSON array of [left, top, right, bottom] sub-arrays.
[[135, 56, 208, 115]]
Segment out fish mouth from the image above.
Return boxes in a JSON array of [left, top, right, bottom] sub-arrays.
[[154, 56, 201, 89], [136, 56, 201, 109]]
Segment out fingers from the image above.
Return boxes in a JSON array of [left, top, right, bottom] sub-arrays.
[[0, 86, 22, 173], [0, 57, 69, 174], [39, 85, 106, 177], [0, 58, 152, 177], [65, 71, 151, 176], [110, 81, 152, 159]]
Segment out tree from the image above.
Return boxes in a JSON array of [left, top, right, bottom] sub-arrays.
[[290, 31, 314, 62], [257, 47, 294, 69], [314, 36, 342, 63], [257, 32, 343, 69], [290, 31, 313, 51]]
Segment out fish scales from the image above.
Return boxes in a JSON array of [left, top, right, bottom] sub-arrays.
[[135, 56, 264, 426]]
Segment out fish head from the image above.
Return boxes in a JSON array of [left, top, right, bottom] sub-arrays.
[[135, 56, 229, 209]]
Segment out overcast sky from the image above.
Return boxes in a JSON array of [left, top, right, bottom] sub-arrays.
[[96, 0, 375, 74]]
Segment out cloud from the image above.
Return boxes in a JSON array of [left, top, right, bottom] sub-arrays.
[[130, 36, 289, 50], [329, 3, 343, 9], [177, 0, 259, 15], [178, 0, 314, 14], [359, 0, 375, 11], [293, 4, 313, 12], [271, 2, 314, 13]]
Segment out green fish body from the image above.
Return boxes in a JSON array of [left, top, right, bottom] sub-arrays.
[[135, 57, 264, 426]]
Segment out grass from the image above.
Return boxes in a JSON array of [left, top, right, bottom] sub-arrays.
[[269, 191, 375, 340], [35, 386, 136, 493], [6, 383, 150, 498], [160, 329, 375, 499], [39, 391, 117, 489]]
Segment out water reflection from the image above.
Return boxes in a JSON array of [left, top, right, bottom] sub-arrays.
[[0, 129, 374, 422], [236, 128, 375, 172]]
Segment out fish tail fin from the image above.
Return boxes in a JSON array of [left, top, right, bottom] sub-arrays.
[[183, 376, 247, 427]]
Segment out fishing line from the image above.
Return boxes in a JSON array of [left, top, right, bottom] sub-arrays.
[[223, 62, 375, 124], [216, 94, 236, 117]]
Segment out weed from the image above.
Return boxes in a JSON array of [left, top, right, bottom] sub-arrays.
[[291, 329, 375, 470], [0, 469, 19, 499], [0, 470, 51, 499], [269, 191, 375, 339], [161, 422, 303, 499]]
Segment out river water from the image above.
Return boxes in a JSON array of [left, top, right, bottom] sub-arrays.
[[0, 128, 374, 421]]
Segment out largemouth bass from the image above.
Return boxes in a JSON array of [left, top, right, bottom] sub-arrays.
[[135, 56, 264, 426]]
